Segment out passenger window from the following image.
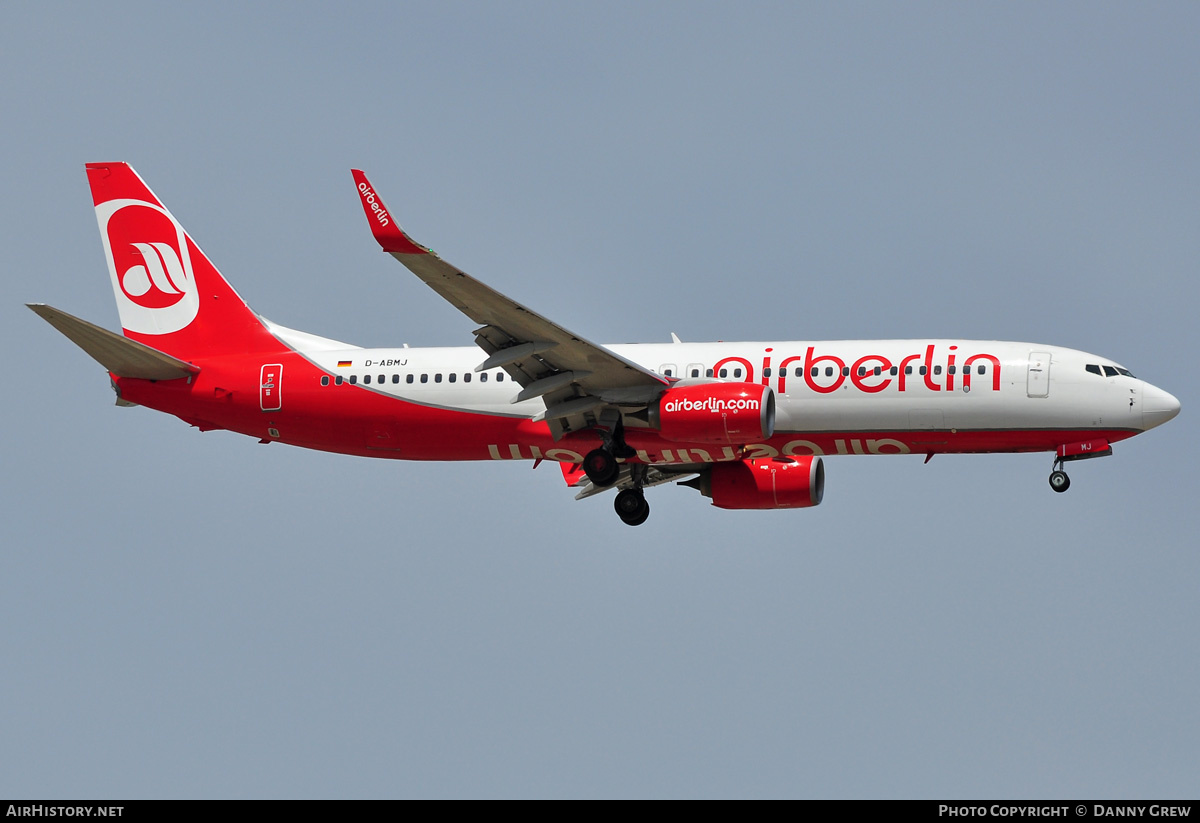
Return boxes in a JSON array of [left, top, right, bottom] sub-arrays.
[[933, 366, 942, 376], [795, 367, 803, 377], [321, 376, 329, 386], [874, 366, 882, 376], [449, 373, 456, 383], [420, 374, 428, 383], [392, 374, 399, 384], [349, 375, 358, 385], [406, 374, 414, 384], [841, 367, 849, 376], [378, 374, 384, 383], [690, 368, 700, 378], [825, 367, 833, 377], [335, 376, 343, 386], [496, 373, 504, 382], [890, 367, 897, 376], [733, 368, 742, 378], [363, 374, 371, 384], [978, 365, 986, 374], [905, 366, 912, 375], [1103, 366, 1118, 377], [480, 372, 488, 383], [464, 373, 472, 383], [948, 366, 956, 375], [763, 368, 772, 377], [919, 366, 927, 375], [706, 369, 714, 378], [811, 367, 819, 377], [435, 373, 442, 383], [857, 367, 866, 377]]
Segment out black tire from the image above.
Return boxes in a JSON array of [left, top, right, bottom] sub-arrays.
[[583, 448, 620, 487], [1049, 470, 1071, 493], [614, 489, 650, 526], [625, 503, 650, 526]]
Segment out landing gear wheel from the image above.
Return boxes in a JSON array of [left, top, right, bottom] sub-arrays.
[[1049, 470, 1071, 493], [614, 488, 650, 526], [583, 448, 620, 487]]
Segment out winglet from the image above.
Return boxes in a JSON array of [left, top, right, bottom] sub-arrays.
[[351, 170, 428, 255]]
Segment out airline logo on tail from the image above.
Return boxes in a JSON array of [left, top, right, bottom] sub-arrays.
[[95, 199, 199, 335]]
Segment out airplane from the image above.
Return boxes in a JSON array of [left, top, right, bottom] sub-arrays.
[[29, 163, 1181, 525]]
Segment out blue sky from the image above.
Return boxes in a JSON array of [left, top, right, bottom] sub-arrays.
[[1, 2, 1196, 797]]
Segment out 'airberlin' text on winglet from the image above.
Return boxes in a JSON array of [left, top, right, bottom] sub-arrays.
[[358, 182, 390, 227]]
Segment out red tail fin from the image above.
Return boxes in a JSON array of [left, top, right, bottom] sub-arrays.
[[87, 163, 285, 359]]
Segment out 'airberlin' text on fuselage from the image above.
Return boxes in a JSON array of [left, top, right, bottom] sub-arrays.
[[713, 344, 1003, 394]]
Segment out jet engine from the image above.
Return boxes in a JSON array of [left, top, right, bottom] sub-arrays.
[[684, 456, 825, 509], [646, 383, 775, 445]]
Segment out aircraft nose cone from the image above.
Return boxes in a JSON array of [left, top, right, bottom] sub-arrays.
[[1142, 383, 1181, 430]]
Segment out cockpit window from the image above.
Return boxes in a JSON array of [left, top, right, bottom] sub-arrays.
[[1086, 363, 1137, 378]]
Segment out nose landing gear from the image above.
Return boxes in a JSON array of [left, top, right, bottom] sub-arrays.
[[1048, 457, 1071, 493], [1047, 440, 1113, 493]]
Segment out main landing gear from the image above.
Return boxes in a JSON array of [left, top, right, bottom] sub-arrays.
[[581, 420, 649, 525], [614, 488, 650, 526], [582, 448, 620, 487], [582, 418, 636, 489], [579, 447, 650, 525], [1048, 458, 1071, 493]]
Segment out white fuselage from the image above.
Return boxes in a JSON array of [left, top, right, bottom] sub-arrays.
[[281, 332, 1172, 462]]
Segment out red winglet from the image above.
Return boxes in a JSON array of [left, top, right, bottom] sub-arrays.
[[351, 170, 427, 255]]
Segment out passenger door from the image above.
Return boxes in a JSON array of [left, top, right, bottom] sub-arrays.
[[1027, 352, 1051, 398]]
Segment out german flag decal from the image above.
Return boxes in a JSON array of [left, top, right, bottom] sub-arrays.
[[337, 360, 352, 368]]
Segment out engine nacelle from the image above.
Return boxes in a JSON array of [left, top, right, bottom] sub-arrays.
[[687, 456, 825, 510], [647, 383, 775, 445]]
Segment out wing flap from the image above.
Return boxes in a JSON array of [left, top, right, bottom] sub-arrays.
[[572, 465, 699, 500]]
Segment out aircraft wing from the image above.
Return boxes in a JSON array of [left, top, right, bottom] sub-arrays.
[[352, 170, 669, 438]]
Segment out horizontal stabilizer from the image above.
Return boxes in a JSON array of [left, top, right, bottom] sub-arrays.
[[27, 304, 199, 380]]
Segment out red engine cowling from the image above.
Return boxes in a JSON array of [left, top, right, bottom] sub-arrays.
[[689, 456, 825, 509], [647, 383, 775, 445]]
